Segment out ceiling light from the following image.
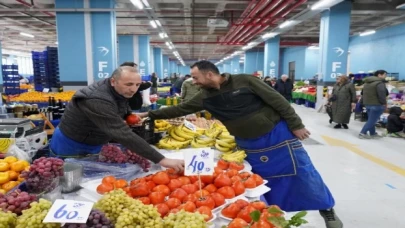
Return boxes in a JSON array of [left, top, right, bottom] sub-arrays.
[[311, 0, 333, 10], [247, 42, 257, 46], [55, 41, 58, 45], [165, 42, 170, 46], [130, 0, 144, 9], [359, 30, 376, 36], [155, 20, 162, 26], [262, 32, 279, 39], [279, 20, 294, 29], [308, 46, 319, 49], [242, 46, 251, 50], [159, 33, 164, 38], [168, 46, 173, 50], [150, 20, 157, 28], [19, 32, 34, 38], [141, 0, 150, 7]]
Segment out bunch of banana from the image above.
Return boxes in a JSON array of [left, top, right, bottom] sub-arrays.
[[191, 136, 216, 148], [168, 125, 201, 141], [220, 150, 247, 163], [156, 137, 191, 150], [154, 120, 172, 132], [215, 138, 237, 152], [204, 126, 222, 139]]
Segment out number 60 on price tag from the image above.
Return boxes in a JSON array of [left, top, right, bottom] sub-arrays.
[[183, 148, 215, 176], [43, 200, 94, 224]]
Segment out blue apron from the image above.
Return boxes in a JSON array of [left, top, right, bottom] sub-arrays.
[[49, 128, 102, 158], [236, 121, 335, 212]]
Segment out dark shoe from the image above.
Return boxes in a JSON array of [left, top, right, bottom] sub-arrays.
[[334, 124, 342, 129], [342, 124, 348, 129], [329, 119, 333, 124], [320, 208, 343, 228]]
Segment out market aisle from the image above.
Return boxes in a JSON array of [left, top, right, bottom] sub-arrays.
[[292, 104, 405, 228]]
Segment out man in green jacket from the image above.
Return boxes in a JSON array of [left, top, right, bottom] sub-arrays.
[[139, 61, 342, 228], [181, 75, 200, 102], [359, 70, 388, 139]]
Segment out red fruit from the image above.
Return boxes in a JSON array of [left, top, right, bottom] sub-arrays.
[[234, 199, 249, 209], [210, 192, 225, 207], [196, 206, 213, 221], [178, 201, 196, 212], [152, 172, 170, 185], [232, 180, 246, 196], [250, 201, 266, 211], [155, 203, 170, 217], [126, 114, 141, 125], [217, 159, 229, 170], [165, 198, 182, 209], [214, 173, 232, 188], [169, 188, 188, 201], [167, 179, 182, 192], [221, 203, 241, 219], [149, 191, 165, 205], [237, 205, 257, 223], [228, 218, 249, 228], [181, 184, 198, 194], [195, 196, 216, 210]]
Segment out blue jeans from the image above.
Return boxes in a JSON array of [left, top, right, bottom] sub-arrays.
[[360, 105, 385, 135]]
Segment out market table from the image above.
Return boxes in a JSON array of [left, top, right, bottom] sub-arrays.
[[292, 92, 316, 103]]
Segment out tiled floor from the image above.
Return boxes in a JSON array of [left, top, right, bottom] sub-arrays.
[[291, 104, 405, 228]]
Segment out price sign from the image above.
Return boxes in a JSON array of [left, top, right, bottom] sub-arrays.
[[42, 88, 50, 93], [183, 148, 214, 176], [184, 120, 196, 132], [43, 200, 94, 224]]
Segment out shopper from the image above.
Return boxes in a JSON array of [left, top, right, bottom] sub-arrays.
[[330, 75, 356, 129], [173, 76, 185, 94], [386, 106, 405, 138], [138, 60, 342, 228], [151, 72, 158, 95], [50, 66, 184, 172], [181, 75, 200, 102], [274, 74, 294, 102], [263, 76, 273, 87], [120, 62, 152, 110], [359, 70, 388, 139]]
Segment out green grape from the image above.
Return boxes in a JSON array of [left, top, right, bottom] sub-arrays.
[[162, 210, 209, 228], [0, 210, 17, 228], [16, 199, 60, 228]]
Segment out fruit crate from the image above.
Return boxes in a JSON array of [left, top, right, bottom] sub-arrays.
[[131, 118, 162, 145]]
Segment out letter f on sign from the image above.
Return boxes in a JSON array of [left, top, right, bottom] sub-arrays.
[[99, 61, 108, 72], [332, 62, 341, 72]]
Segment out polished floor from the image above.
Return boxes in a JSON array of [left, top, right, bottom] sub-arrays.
[[291, 104, 405, 228]]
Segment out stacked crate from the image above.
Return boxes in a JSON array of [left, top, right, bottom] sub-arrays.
[[2, 64, 20, 95], [32, 47, 60, 91]]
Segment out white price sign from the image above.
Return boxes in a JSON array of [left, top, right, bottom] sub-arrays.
[[184, 148, 214, 176], [184, 120, 196, 132], [43, 200, 94, 224]]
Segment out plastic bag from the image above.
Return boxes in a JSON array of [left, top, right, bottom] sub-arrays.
[[65, 157, 142, 183], [142, 88, 152, 106], [6, 144, 31, 162]]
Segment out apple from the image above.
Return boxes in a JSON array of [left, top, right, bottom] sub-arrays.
[[126, 114, 141, 125]]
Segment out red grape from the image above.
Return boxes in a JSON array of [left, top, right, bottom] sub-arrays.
[[0, 189, 37, 215], [62, 209, 112, 228]]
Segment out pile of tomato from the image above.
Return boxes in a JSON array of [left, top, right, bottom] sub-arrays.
[[96, 160, 266, 222]]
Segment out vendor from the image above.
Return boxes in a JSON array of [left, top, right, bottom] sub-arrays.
[[50, 66, 184, 172], [138, 61, 342, 228]]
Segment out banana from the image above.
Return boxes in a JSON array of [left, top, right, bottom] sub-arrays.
[[195, 137, 215, 145], [169, 127, 187, 142], [221, 150, 247, 163], [157, 138, 177, 150], [219, 134, 235, 140], [196, 128, 205, 135], [174, 126, 195, 140], [216, 139, 234, 149], [191, 138, 211, 148], [181, 125, 202, 136], [215, 142, 233, 153]]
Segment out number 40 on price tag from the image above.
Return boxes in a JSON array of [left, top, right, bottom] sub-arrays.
[[43, 200, 94, 224], [183, 148, 215, 176]]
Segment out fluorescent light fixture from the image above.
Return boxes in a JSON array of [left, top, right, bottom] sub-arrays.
[[55, 41, 58, 45], [397, 3, 405, 9], [308, 46, 319, 49], [159, 33, 164, 38], [155, 20, 162, 26], [150, 20, 157, 28], [130, 0, 144, 9], [311, 0, 332, 10], [168, 46, 173, 50], [141, 0, 150, 7], [247, 42, 257, 46], [262, 32, 279, 39], [165, 42, 170, 46], [19, 32, 34, 38], [359, 30, 376, 36], [279, 20, 294, 29], [242, 46, 251, 50]]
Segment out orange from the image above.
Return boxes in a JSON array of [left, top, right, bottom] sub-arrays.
[[0, 172, 9, 184], [20, 160, 30, 168], [2, 181, 19, 192], [7, 171, 18, 181], [0, 159, 6, 163], [0, 163, 9, 172], [24, 166, 30, 171], [10, 161, 25, 172], [18, 174, 25, 182], [4, 156, 17, 164]]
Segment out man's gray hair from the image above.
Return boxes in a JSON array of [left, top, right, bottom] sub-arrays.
[[281, 74, 288, 78], [111, 66, 138, 79]]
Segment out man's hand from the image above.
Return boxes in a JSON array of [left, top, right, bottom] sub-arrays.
[[293, 128, 311, 140], [159, 158, 184, 173], [351, 103, 356, 112]]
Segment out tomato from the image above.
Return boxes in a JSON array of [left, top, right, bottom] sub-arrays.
[[155, 203, 170, 217], [130, 183, 150, 197], [167, 179, 182, 192], [168, 208, 180, 215], [200, 175, 214, 184], [146, 180, 156, 189], [178, 201, 196, 212], [239, 172, 251, 179], [210, 192, 225, 207], [166, 168, 180, 179], [250, 201, 266, 211], [102, 176, 116, 185], [178, 176, 191, 185], [226, 169, 239, 178], [180, 184, 197, 194], [149, 191, 165, 205], [188, 175, 199, 183], [144, 174, 153, 181], [251, 174, 264, 185], [214, 167, 224, 174], [221, 203, 241, 219], [195, 196, 215, 210], [228, 218, 249, 228], [114, 179, 128, 189], [217, 159, 229, 170], [96, 183, 113, 194], [182, 194, 198, 203], [231, 175, 242, 183], [267, 205, 283, 217], [169, 188, 188, 201], [234, 199, 249, 209], [243, 177, 257, 189], [165, 198, 182, 209], [194, 189, 210, 198], [229, 162, 244, 171], [237, 205, 257, 223], [196, 206, 213, 221], [203, 184, 217, 193], [232, 180, 246, 196], [152, 171, 170, 185], [251, 219, 274, 228], [126, 114, 141, 125], [193, 180, 206, 189], [130, 177, 145, 186], [137, 197, 150, 205], [214, 173, 232, 188], [153, 185, 171, 196], [217, 186, 235, 199]]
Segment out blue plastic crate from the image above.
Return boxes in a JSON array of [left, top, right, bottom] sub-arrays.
[[1, 65, 18, 70], [305, 100, 316, 109]]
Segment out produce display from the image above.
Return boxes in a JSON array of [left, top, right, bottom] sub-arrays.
[[0, 156, 30, 194], [16, 199, 60, 228], [8, 91, 75, 103], [163, 210, 209, 228], [62, 209, 113, 228], [155, 120, 173, 132], [98, 144, 151, 172], [0, 189, 37, 215], [0, 210, 17, 228]]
